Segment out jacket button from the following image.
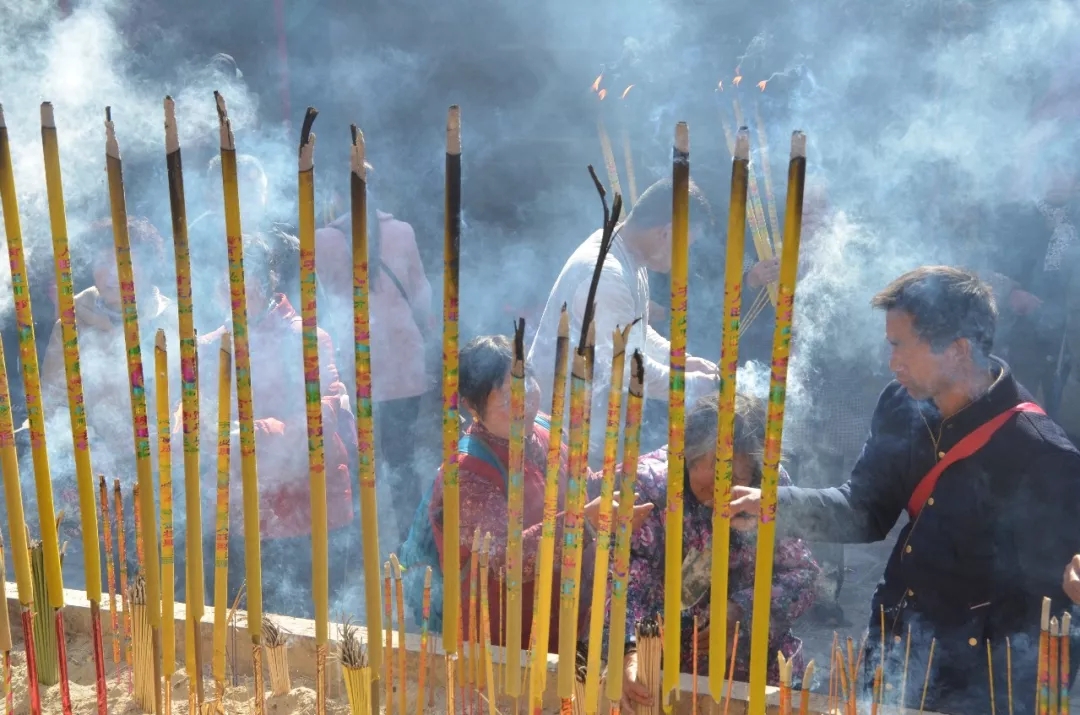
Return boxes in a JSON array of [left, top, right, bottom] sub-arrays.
[[969, 637, 978, 647], [927, 498, 934, 506], [905, 545, 912, 553]]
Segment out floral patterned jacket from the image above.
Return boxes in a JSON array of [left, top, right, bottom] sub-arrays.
[[614, 448, 819, 684]]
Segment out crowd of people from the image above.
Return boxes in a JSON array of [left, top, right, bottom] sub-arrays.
[[3, 145, 1080, 715]]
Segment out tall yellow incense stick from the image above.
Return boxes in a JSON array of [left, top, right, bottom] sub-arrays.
[[212, 332, 233, 696], [443, 105, 464, 665], [663, 121, 691, 711], [0, 334, 41, 712], [585, 325, 633, 714], [1, 108, 69, 690], [708, 128, 750, 702], [154, 331, 175, 693], [480, 534, 497, 715], [105, 107, 164, 715], [40, 102, 107, 712], [753, 104, 783, 252], [506, 318, 528, 700], [746, 132, 807, 715], [604, 352, 645, 713], [213, 93, 267, 714], [350, 125, 383, 715], [296, 107, 331, 715], [529, 306, 570, 715], [163, 96, 206, 709]]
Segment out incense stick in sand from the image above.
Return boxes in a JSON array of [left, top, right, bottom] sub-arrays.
[[100, 477, 121, 669], [0, 536, 11, 715], [130, 576, 155, 711], [391, 555, 407, 715], [340, 619, 372, 715], [115, 479, 132, 674], [263, 618, 291, 696], [634, 617, 662, 715], [212, 332, 233, 701]]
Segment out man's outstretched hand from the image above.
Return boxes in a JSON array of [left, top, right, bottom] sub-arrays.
[[729, 486, 762, 531]]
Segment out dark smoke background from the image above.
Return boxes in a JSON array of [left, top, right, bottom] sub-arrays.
[[1, 0, 1079, 665]]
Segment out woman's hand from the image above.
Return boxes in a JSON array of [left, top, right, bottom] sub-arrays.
[[747, 258, 780, 289], [621, 651, 654, 715], [584, 497, 655, 533], [729, 486, 762, 531]]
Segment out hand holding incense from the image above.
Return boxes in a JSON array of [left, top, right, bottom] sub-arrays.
[[709, 127, 750, 703], [105, 108, 164, 714], [747, 132, 807, 715], [350, 125, 384, 715]]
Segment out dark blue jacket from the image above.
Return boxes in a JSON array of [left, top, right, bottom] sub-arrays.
[[778, 359, 1080, 714]]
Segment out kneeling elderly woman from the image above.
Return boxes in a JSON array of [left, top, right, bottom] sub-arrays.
[[617, 392, 819, 710]]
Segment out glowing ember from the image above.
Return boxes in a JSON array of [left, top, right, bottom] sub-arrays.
[[598, 89, 607, 100], [757, 80, 767, 92], [717, 80, 724, 91], [733, 76, 743, 87], [621, 85, 634, 100], [591, 73, 603, 93]]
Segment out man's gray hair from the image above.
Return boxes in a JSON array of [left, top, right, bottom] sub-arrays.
[[684, 392, 768, 466]]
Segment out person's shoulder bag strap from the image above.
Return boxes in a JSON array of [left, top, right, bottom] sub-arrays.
[[906, 401, 1045, 519]]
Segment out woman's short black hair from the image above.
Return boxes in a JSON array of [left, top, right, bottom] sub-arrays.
[[460, 335, 512, 418]]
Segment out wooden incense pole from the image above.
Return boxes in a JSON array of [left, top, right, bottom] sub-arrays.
[[480, 535, 497, 715], [163, 95, 207, 710], [443, 105, 464, 702], [349, 125, 383, 715], [213, 91, 267, 715], [506, 317, 528, 712], [30, 535, 61, 687], [604, 352, 645, 715], [746, 132, 806, 715], [341, 620, 372, 715], [708, 126, 750, 705], [211, 332, 233, 706], [105, 107, 164, 715], [0, 334, 41, 715], [663, 121, 691, 710], [584, 324, 634, 715], [0, 102, 70, 715], [40, 101, 109, 715], [154, 330, 175, 711], [528, 305, 570, 715]]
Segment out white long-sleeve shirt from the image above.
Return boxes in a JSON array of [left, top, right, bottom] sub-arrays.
[[528, 229, 717, 455]]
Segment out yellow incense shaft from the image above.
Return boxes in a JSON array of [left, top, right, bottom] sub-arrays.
[[709, 128, 750, 701], [557, 346, 590, 699], [443, 106, 463, 654], [529, 306, 570, 712], [747, 132, 806, 715], [297, 109, 330, 644], [480, 534, 497, 715], [155, 331, 176, 676], [350, 127, 384, 690], [567, 324, 595, 631], [663, 122, 691, 710], [0, 336, 33, 604], [215, 93, 264, 642], [0, 541, 9, 653], [212, 332, 233, 687], [733, 101, 778, 307], [41, 102, 103, 603], [506, 318, 527, 696], [0, 104, 65, 608], [584, 326, 633, 714]]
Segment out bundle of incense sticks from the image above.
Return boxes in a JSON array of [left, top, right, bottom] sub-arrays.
[[262, 619, 291, 696], [164, 95, 207, 713], [30, 536, 61, 686], [709, 127, 751, 706], [634, 617, 662, 715], [777, 653, 793, 715], [130, 576, 155, 711], [339, 619, 372, 715], [212, 332, 234, 700], [573, 646, 589, 715], [41, 101, 108, 714], [0, 534, 12, 714]]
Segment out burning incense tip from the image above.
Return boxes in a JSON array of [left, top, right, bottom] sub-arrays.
[[164, 97, 179, 153], [733, 76, 743, 87], [40, 102, 55, 128], [350, 125, 367, 178], [717, 80, 724, 91], [758, 80, 768, 92], [591, 73, 603, 92], [447, 105, 461, 155], [735, 128, 750, 160], [790, 131, 807, 159], [1042, 597, 1051, 630], [104, 109, 120, 159], [675, 122, 689, 153], [299, 108, 318, 171], [214, 91, 236, 151], [155, 328, 166, 352], [621, 85, 634, 99], [598, 89, 607, 101]]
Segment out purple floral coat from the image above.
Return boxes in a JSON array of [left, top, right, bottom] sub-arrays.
[[614, 448, 819, 684]]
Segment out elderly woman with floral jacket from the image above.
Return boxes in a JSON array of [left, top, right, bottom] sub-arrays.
[[616, 393, 819, 712]]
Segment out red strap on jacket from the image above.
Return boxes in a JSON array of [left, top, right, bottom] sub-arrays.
[[906, 401, 1045, 519]]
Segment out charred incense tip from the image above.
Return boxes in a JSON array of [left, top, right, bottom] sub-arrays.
[[164, 97, 180, 153], [575, 644, 588, 683], [0, 104, 6, 128], [790, 130, 807, 159], [220, 330, 232, 354], [1042, 597, 1051, 630], [104, 108, 121, 159], [338, 618, 368, 669], [558, 304, 570, 336], [447, 105, 461, 155], [155, 328, 166, 352], [214, 92, 235, 151], [350, 124, 367, 179], [674, 122, 689, 153], [734, 127, 750, 161], [612, 324, 630, 357], [512, 318, 526, 370], [389, 553, 402, 580], [262, 617, 287, 647], [635, 616, 661, 640], [40, 102, 55, 129], [630, 350, 645, 397]]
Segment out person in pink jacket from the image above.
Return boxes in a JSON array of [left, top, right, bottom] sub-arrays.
[[316, 195, 434, 546]]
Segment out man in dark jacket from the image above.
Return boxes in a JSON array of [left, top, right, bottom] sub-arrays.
[[730, 266, 1080, 715]]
